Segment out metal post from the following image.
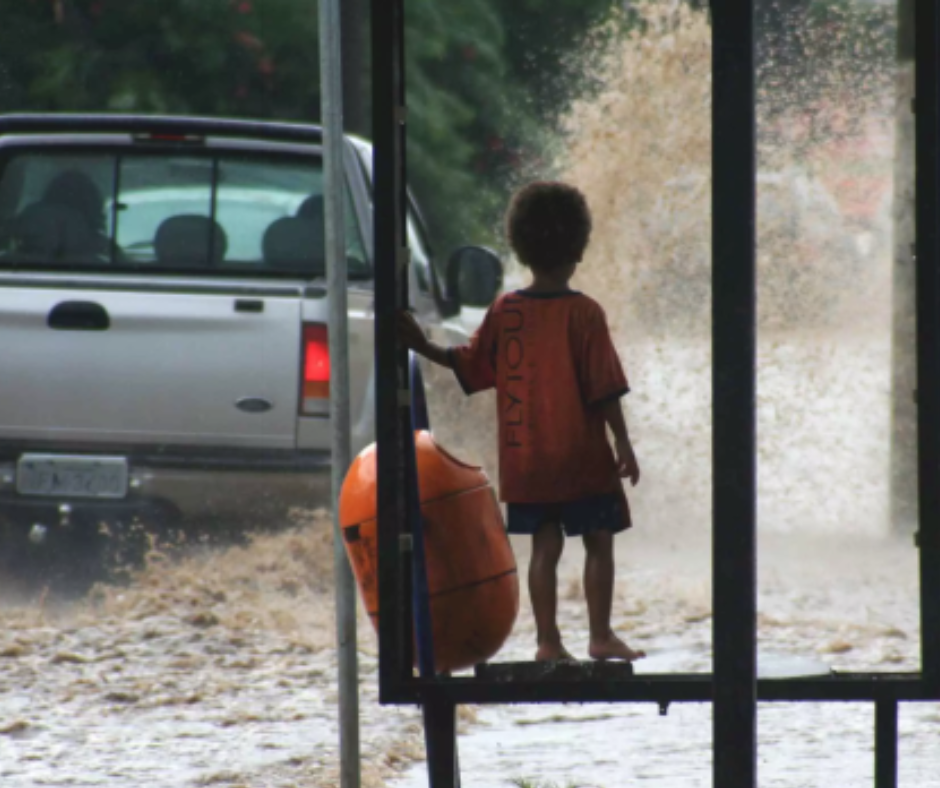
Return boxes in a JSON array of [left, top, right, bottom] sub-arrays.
[[890, 0, 916, 532], [372, 0, 412, 700], [914, 0, 940, 694], [407, 355, 435, 678], [712, 0, 758, 786], [423, 694, 460, 788], [320, 0, 360, 785], [874, 701, 898, 788]]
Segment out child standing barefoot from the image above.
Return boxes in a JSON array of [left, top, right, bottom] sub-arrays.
[[399, 182, 644, 663]]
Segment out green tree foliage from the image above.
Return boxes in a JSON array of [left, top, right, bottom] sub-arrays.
[[499, 0, 621, 121], [404, 0, 536, 252], [0, 0, 319, 118], [402, 0, 620, 251], [0, 0, 622, 252]]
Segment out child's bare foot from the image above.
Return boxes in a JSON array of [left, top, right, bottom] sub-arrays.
[[588, 633, 646, 662], [535, 641, 576, 662]]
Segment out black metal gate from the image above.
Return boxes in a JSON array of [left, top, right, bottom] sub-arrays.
[[369, 1, 940, 786]]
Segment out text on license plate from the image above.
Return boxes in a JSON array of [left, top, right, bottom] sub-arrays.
[[16, 455, 129, 499]]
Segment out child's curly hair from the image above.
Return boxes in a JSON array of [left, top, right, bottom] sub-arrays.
[[505, 181, 592, 271]]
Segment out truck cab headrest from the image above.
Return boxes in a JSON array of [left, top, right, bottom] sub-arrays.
[[262, 217, 325, 273], [297, 195, 324, 221], [154, 215, 227, 268]]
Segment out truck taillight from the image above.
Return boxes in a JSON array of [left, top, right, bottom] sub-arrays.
[[301, 324, 330, 414]]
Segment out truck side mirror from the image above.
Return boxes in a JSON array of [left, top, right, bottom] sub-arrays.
[[446, 246, 503, 308]]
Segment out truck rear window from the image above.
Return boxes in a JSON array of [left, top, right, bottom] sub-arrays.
[[0, 150, 369, 277]]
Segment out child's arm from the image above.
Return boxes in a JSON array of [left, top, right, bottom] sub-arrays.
[[603, 398, 640, 486], [398, 311, 453, 368]]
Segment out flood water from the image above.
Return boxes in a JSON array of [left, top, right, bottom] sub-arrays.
[[0, 515, 426, 787], [2, 2, 938, 787]]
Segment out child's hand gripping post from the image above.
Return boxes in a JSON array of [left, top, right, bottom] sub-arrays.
[[397, 311, 452, 369], [398, 310, 429, 353]]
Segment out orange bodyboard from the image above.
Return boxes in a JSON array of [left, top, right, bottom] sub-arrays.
[[339, 431, 518, 673]]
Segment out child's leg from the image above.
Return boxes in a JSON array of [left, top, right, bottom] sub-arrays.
[[583, 529, 646, 661], [529, 521, 572, 662]]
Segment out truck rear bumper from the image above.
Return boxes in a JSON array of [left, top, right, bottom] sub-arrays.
[[0, 449, 334, 529]]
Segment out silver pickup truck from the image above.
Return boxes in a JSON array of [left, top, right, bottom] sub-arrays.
[[0, 114, 501, 574]]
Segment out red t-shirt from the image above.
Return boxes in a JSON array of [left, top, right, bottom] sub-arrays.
[[450, 290, 629, 504]]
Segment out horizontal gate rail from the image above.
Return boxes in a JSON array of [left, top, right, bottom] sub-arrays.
[[379, 672, 935, 706]]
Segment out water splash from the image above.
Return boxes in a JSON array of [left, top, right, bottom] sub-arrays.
[[401, 2, 898, 538]]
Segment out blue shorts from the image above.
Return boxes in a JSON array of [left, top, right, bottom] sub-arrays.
[[506, 493, 631, 537]]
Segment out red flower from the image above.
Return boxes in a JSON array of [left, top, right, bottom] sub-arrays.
[[237, 1, 252, 13]]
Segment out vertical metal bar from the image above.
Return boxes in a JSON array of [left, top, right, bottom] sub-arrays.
[[109, 155, 122, 266], [423, 695, 460, 788], [712, 0, 758, 786], [208, 158, 219, 266], [914, 0, 940, 695], [372, 0, 410, 700], [395, 0, 417, 685], [320, 0, 360, 784], [889, 0, 917, 533], [874, 701, 898, 788], [408, 355, 435, 677]]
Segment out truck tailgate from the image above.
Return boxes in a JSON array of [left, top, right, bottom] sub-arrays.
[[0, 282, 303, 449]]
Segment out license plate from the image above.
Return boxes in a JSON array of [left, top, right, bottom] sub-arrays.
[[16, 455, 129, 499]]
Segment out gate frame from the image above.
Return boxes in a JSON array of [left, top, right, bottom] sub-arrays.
[[369, 1, 940, 786]]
